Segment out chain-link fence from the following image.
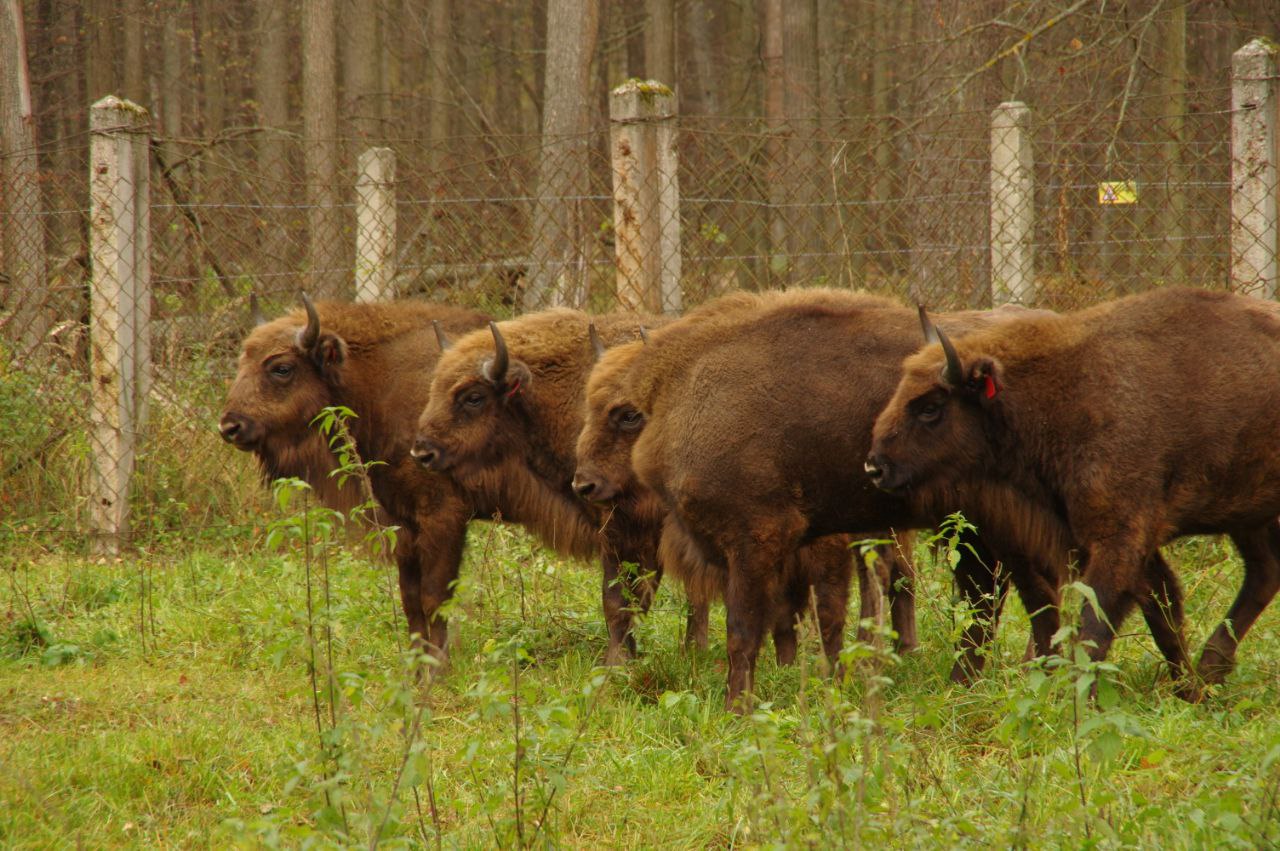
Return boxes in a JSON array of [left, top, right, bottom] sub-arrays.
[[3, 41, 1278, 550]]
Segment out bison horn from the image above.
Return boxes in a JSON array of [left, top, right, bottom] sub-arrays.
[[299, 292, 321, 350], [432, 320, 452, 351], [917, 304, 939, 344], [935, 325, 965, 388], [588, 323, 606, 361], [638, 326, 650, 345], [487, 320, 510, 383]]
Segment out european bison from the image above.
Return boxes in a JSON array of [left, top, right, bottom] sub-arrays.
[[613, 288, 1061, 709], [574, 323, 918, 666], [219, 296, 492, 660], [411, 309, 707, 664], [867, 287, 1280, 697]]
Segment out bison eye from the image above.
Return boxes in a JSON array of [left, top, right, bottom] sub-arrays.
[[916, 401, 943, 424], [269, 362, 295, 381], [460, 389, 487, 410], [617, 409, 645, 432]]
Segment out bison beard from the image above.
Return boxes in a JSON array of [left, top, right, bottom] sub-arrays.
[[869, 287, 1280, 699], [220, 296, 492, 661]]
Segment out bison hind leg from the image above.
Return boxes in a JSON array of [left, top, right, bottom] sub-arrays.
[[1198, 523, 1280, 687]]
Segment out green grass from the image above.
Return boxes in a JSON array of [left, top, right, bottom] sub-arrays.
[[2, 519, 1278, 848]]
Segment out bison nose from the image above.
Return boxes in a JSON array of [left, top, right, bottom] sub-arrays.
[[864, 455, 885, 483], [572, 475, 596, 499], [411, 438, 442, 470], [219, 413, 253, 447]]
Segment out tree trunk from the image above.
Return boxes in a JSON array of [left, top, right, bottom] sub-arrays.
[[522, 0, 599, 309], [85, 0, 117, 102], [1, 0, 50, 357], [123, 0, 145, 103], [781, 0, 824, 283], [762, 0, 786, 288], [1157, 0, 1186, 283], [302, 0, 347, 298], [427, 0, 452, 172], [645, 0, 674, 87], [681, 0, 721, 116], [623, 0, 645, 78], [343, 0, 381, 145], [256, 0, 293, 293]]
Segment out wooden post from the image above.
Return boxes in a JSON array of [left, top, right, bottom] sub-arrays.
[[88, 95, 151, 555], [1230, 39, 1279, 299], [609, 79, 682, 315], [355, 146, 397, 302], [990, 101, 1034, 305]]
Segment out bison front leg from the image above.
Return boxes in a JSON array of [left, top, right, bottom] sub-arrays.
[[412, 503, 471, 672], [1199, 523, 1280, 687], [600, 551, 639, 665], [949, 531, 1010, 685], [1074, 543, 1144, 667], [885, 532, 918, 653]]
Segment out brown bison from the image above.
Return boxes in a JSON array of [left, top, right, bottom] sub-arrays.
[[219, 296, 493, 661], [411, 309, 702, 664], [867, 287, 1280, 698], [574, 326, 918, 665], [619, 288, 1074, 709]]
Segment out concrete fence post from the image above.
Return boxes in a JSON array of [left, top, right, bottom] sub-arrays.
[[1230, 38, 1279, 299], [990, 100, 1035, 305], [609, 79, 682, 315], [355, 146, 397, 302], [88, 95, 151, 555]]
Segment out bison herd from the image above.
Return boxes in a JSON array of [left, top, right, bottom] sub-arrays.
[[220, 286, 1280, 711]]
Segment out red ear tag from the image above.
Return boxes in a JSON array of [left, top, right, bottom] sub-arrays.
[[983, 374, 999, 399], [504, 379, 522, 399]]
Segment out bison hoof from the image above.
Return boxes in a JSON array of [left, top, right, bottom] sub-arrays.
[[1195, 648, 1235, 686], [603, 645, 634, 666], [1172, 679, 1206, 704], [948, 658, 981, 687]]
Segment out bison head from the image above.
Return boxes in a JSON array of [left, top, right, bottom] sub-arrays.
[[220, 293, 350, 460], [865, 306, 1005, 496], [412, 320, 534, 475], [573, 337, 647, 503]]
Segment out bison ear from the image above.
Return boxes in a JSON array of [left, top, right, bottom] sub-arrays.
[[962, 357, 1003, 402], [308, 332, 349, 376], [497, 359, 533, 403]]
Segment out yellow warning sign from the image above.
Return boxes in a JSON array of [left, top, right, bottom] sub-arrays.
[[1098, 180, 1138, 205]]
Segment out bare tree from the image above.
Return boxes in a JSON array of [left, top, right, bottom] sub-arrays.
[[522, 0, 600, 309], [1157, 0, 1187, 283], [682, 0, 722, 116], [302, 0, 347, 298], [123, 0, 145, 102], [427, 0, 452, 171], [645, 0, 675, 86], [343, 0, 382, 144], [1, 0, 49, 356]]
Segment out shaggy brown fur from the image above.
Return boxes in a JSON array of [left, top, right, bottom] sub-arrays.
[[576, 330, 919, 663], [412, 308, 701, 663], [623, 288, 1059, 709], [220, 299, 492, 659], [869, 287, 1280, 699]]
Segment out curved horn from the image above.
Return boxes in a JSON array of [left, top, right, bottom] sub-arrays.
[[487, 320, 509, 382], [638, 326, 650, 345], [588, 323, 606, 361], [917, 304, 939, 344], [299, 292, 320, 350], [935, 325, 964, 387], [432, 319, 452, 351]]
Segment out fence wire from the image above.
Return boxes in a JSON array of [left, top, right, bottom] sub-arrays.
[[2, 73, 1277, 546]]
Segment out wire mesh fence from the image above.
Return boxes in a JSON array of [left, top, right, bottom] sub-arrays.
[[2, 42, 1278, 549]]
